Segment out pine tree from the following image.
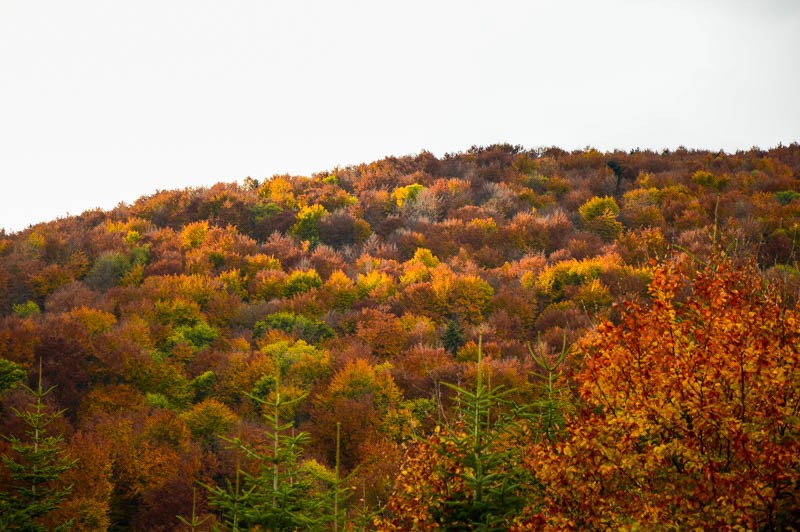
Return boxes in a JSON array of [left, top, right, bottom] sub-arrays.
[[203, 441, 252, 531], [0, 358, 25, 395], [0, 364, 77, 531], [176, 488, 211, 531], [432, 336, 532, 530], [527, 335, 570, 442], [442, 320, 465, 356], [206, 370, 327, 530]]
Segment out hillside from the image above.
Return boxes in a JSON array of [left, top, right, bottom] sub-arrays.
[[1, 144, 799, 529]]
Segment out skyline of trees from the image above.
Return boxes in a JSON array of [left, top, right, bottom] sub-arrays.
[[1, 143, 799, 529]]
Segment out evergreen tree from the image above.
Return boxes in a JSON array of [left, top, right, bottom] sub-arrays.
[[206, 370, 327, 530], [0, 358, 25, 395], [0, 364, 77, 531], [442, 320, 465, 356], [432, 337, 533, 530], [204, 443, 251, 531], [176, 488, 211, 531], [527, 335, 570, 442]]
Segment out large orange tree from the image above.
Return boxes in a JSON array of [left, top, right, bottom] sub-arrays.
[[522, 255, 800, 529]]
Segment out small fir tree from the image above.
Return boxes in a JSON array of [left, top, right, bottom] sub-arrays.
[[379, 336, 537, 530], [206, 370, 328, 530], [442, 320, 465, 356], [0, 363, 77, 531], [433, 337, 532, 530], [527, 335, 570, 442], [176, 488, 211, 531]]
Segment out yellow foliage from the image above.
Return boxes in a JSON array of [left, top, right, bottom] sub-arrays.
[[536, 254, 620, 293], [410, 247, 440, 268], [180, 221, 209, 249], [466, 217, 497, 233], [392, 183, 425, 207], [356, 270, 396, 301], [218, 268, 246, 297], [400, 260, 430, 285], [258, 176, 297, 208], [322, 270, 357, 309], [325, 358, 402, 411], [69, 307, 117, 335]]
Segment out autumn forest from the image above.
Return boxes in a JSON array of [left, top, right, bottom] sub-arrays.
[[1, 144, 799, 530]]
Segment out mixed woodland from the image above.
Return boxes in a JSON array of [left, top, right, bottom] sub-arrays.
[[1, 144, 799, 529]]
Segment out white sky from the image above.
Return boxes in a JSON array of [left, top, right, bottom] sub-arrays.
[[1, 0, 799, 233]]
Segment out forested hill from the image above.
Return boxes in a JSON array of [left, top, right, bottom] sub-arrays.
[[1, 144, 799, 529]]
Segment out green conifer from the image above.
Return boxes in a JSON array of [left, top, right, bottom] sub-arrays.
[[206, 370, 327, 530], [0, 363, 77, 531], [442, 320, 465, 356], [432, 337, 532, 530]]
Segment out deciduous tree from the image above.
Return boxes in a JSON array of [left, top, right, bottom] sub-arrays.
[[523, 256, 800, 529]]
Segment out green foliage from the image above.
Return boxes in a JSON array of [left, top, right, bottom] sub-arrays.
[[129, 243, 150, 266], [536, 256, 607, 297], [144, 392, 172, 409], [528, 337, 570, 441], [579, 195, 620, 221], [139, 361, 193, 409], [155, 298, 202, 326], [181, 221, 209, 249], [254, 312, 333, 344], [443, 320, 465, 355], [0, 368, 77, 531], [205, 371, 328, 530], [176, 321, 219, 347], [123, 230, 141, 245], [4, 144, 800, 530], [433, 339, 533, 529], [261, 340, 329, 379], [447, 274, 494, 324], [176, 488, 211, 531], [574, 278, 613, 311], [0, 358, 25, 395], [291, 204, 328, 245], [775, 190, 800, 205], [250, 339, 332, 401], [189, 370, 216, 401], [282, 269, 323, 297], [162, 321, 218, 351], [691, 169, 729, 191], [251, 201, 283, 222], [242, 176, 261, 191], [579, 196, 623, 241], [86, 251, 130, 290], [12, 300, 41, 318], [356, 270, 395, 301], [181, 399, 236, 448]]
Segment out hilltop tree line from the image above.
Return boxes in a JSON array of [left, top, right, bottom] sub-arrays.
[[0, 144, 799, 529]]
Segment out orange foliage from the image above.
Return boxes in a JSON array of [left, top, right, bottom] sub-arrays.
[[522, 256, 800, 529], [3, 145, 800, 528]]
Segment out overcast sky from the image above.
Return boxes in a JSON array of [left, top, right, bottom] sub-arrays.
[[2, 0, 799, 233]]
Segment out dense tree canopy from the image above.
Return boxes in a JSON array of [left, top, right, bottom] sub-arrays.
[[1, 144, 799, 528]]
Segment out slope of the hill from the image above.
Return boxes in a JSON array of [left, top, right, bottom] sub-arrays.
[[0, 144, 799, 529]]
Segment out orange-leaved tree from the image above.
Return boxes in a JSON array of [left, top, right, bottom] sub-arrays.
[[521, 254, 800, 530]]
